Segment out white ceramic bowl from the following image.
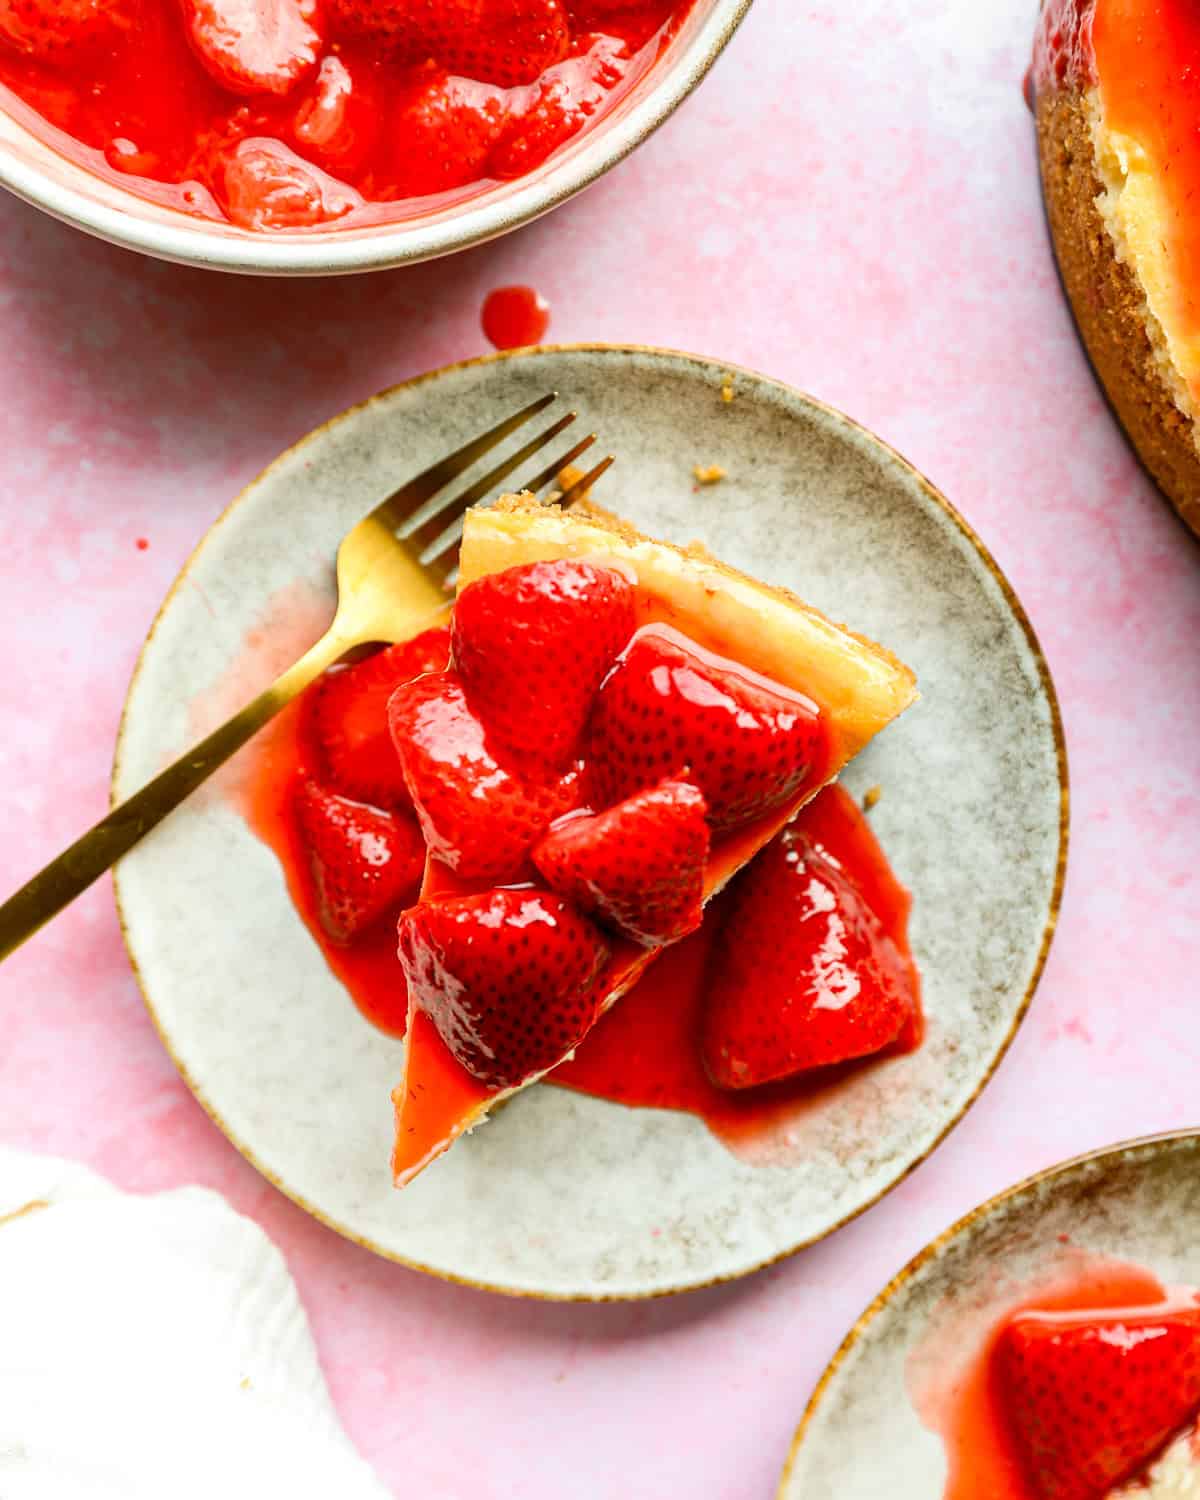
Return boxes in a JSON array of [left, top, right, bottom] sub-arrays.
[[0, 1, 751, 275]]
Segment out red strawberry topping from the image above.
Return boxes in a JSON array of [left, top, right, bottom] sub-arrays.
[[180, 0, 324, 97], [388, 670, 582, 881], [451, 558, 635, 771], [291, 50, 384, 175], [533, 777, 708, 945], [0, 0, 131, 63], [701, 819, 915, 1088], [996, 1304, 1200, 1500], [310, 627, 450, 811], [294, 779, 426, 944], [490, 34, 628, 179], [587, 624, 823, 834], [215, 137, 364, 229], [329, 0, 570, 88], [397, 887, 610, 1087], [387, 72, 509, 200]]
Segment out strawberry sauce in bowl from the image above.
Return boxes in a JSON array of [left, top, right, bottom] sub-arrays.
[[0, 0, 748, 269]]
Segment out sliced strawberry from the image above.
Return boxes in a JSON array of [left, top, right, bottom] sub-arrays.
[[388, 670, 582, 881], [490, 33, 627, 178], [398, 887, 610, 1087], [329, 0, 570, 87], [180, 0, 323, 96], [294, 779, 426, 944], [310, 627, 450, 811], [587, 624, 823, 834], [214, 137, 364, 229], [997, 1304, 1200, 1500], [291, 50, 383, 175], [0, 0, 131, 64], [701, 820, 915, 1088], [386, 71, 509, 200], [533, 778, 708, 946], [451, 558, 635, 771]]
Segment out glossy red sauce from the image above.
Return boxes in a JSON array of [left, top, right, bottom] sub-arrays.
[[0, 0, 694, 231], [913, 1253, 1186, 1499], [482, 284, 550, 349], [555, 780, 923, 1150], [240, 662, 920, 1157]]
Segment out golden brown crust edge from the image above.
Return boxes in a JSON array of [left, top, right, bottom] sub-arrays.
[[1037, 87, 1200, 536], [494, 492, 918, 699]]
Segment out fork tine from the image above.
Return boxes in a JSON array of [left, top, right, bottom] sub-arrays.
[[522, 433, 597, 496], [372, 392, 558, 533], [421, 433, 599, 572], [407, 411, 578, 558], [558, 455, 615, 506]]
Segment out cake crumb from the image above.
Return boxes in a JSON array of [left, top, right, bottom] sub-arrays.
[[720, 374, 735, 403], [693, 464, 726, 486], [863, 784, 883, 811]]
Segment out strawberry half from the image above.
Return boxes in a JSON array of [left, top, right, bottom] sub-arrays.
[[0, 0, 131, 64], [533, 777, 708, 946], [215, 138, 364, 230], [388, 670, 582, 882], [452, 558, 635, 771], [490, 33, 628, 179], [387, 72, 509, 200], [587, 624, 823, 834], [329, 0, 570, 88], [701, 821, 915, 1088], [310, 627, 450, 811], [397, 888, 610, 1087], [294, 779, 426, 944], [180, 0, 324, 96], [997, 1304, 1200, 1500]]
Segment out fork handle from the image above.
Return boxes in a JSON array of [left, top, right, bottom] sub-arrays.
[[0, 627, 357, 963]]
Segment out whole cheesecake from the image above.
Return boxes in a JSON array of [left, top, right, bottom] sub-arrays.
[[1034, 0, 1200, 534]]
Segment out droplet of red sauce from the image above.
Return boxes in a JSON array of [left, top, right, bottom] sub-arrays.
[[482, 285, 550, 350], [135, 537, 150, 551]]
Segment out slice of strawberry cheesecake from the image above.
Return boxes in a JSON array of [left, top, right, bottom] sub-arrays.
[[385, 494, 918, 1185]]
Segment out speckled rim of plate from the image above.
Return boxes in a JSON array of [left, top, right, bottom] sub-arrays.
[[0, 0, 752, 275], [776, 1129, 1200, 1497], [111, 343, 1069, 1301]]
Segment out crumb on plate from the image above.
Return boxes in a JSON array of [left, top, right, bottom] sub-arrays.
[[693, 464, 726, 485], [863, 784, 883, 811]]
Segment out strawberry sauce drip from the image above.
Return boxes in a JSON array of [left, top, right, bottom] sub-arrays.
[[0, 0, 695, 230], [481, 284, 551, 349], [913, 1254, 1188, 1499]]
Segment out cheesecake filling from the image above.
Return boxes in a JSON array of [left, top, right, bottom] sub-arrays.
[[1110, 1420, 1200, 1498]]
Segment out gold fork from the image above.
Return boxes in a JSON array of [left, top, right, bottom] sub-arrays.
[[0, 393, 613, 962]]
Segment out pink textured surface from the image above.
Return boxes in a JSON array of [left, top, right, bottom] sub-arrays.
[[1, 3, 1198, 1495]]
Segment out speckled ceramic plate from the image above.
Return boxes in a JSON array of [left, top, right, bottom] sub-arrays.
[[112, 345, 1067, 1301], [779, 1131, 1200, 1499]]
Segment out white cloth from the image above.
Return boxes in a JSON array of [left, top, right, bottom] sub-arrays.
[[0, 1148, 390, 1499]]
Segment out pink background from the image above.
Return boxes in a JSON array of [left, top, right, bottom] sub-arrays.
[[3, 2, 1199, 1494]]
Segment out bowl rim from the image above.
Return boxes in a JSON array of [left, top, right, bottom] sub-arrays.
[[775, 1128, 1200, 1496], [110, 341, 1071, 1302], [0, 0, 753, 276]]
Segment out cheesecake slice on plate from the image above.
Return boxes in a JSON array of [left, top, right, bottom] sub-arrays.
[[387, 494, 918, 1186]]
